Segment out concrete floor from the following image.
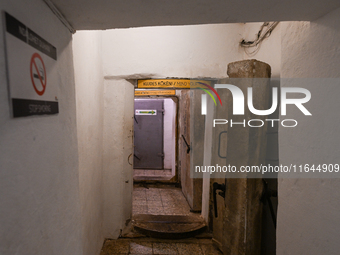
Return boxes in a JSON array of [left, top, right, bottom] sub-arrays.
[[100, 237, 222, 255], [132, 184, 195, 216]]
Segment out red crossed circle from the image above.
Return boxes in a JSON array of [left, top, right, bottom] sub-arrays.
[[30, 53, 47, 96]]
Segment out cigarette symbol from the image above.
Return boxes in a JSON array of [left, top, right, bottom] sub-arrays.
[[33, 67, 44, 80]]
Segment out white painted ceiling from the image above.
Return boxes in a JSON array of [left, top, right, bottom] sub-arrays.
[[50, 0, 340, 30]]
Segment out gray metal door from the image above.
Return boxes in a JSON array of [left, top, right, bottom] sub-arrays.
[[134, 99, 164, 169]]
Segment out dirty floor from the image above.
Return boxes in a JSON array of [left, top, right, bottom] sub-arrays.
[[132, 184, 196, 216], [100, 237, 222, 255]]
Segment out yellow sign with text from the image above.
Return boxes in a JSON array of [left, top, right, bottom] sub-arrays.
[[135, 90, 176, 96], [138, 79, 212, 89]]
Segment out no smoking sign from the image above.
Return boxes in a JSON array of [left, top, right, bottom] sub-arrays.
[[4, 12, 59, 118], [30, 53, 47, 96]]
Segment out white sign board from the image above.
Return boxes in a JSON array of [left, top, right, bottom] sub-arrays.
[[135, 109, 157, 115], [4, 12, 58, 117]]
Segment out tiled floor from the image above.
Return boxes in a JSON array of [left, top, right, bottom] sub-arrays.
[[100, 237, 223, 255], [132, 184, 195, 216], [134, 169, 173, 181], [100, 185, 222, 255]]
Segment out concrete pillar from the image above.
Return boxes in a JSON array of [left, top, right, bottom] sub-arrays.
[[222, 60, 271, 255]]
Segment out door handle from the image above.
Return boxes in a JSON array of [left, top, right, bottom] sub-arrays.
[[213, 182, 226, 218], [218, 131, 227, 159], [260, 179, 278, 229]]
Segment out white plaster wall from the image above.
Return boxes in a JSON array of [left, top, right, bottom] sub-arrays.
[[101, 24, 245, 79], [277, 8, 340, 255], [102, 79, 134, 238], [101, 23, 280, 79], [0, 0, 83, 254], [163, 98, 175, 170], [73, 31, 104, 255], [242, 23, 281, 78]]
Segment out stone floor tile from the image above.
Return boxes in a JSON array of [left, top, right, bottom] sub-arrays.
[[161, 201, 177, 208], [146, 191, 160, 196], [133, 205, 148, 214], [100, 239, 218, 255], [160, 192, 173, 197], [133, 184, 193, 217], [147, 200, 163, 207], [134, 195, 147, 201], [146, 195, 162, 201], [170, 190, 183, 195], [162, 210, 175, 215], [160, 191, 173, 196], [173, 238, 200, 243], [148, 207, 165, 215], [134, 196, 147, 202], [153, 242, 178, 254], [133, 192, 145, 197], [100, 239, 129, 255], [175, 243, 203, 255], [134, 190, 146, 194], [133, 200, 147, 206], [162, 207, 189, 215], [130, 241, 153, 254], [200, 244, 223, 255], [175, 196, 188, 202], [162, 207, 180, 215], [160, 197, 175, 203]]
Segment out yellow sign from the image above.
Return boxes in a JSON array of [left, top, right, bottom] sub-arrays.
[[135, 90, 176, 96], [138, 79, 212, 89]]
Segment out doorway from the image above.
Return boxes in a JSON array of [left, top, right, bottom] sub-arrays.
[[130, 94, 206, 238], [133, 98, 177, 181]]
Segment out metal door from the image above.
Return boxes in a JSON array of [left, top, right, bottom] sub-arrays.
[[134, 99, 164, 169], [211, 63, 273, 255]]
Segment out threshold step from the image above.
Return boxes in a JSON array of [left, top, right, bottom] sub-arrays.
[[132, 214, 207, 239]]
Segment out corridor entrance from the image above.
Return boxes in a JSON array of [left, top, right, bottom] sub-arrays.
[[129, 73, 277, 254], [130, 88, 207, 242]]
